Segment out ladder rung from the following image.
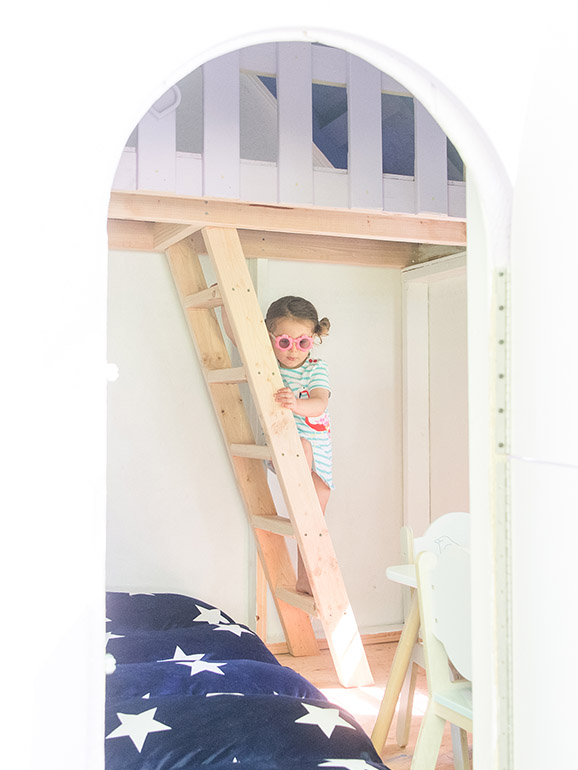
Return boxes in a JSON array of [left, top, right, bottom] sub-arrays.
[[207, 366, 247, 384], [229, 443, 272, 461], [184, 284, 223, 309], [251, 514, 294, 536], [276, 585, 319, 618]]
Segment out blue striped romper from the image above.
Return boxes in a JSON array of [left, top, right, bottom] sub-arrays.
[[280, 357, 333, 490]]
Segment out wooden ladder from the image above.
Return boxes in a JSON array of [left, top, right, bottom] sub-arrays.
[[166, 226, 373, 688]]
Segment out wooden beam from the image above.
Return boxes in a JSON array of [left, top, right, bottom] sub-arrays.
[[108, 217, 464, 267], [107, 219, 155, 251], [153, 222, 203, 251], [193, 229, 416, 267], [108, 190, 466, 246]]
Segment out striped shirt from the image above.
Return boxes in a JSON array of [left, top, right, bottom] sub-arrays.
[[280, 357, 333, 489]]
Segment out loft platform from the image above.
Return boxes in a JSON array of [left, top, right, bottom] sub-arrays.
[[111, 43, 466, 229], [107, 191, 466, 267]]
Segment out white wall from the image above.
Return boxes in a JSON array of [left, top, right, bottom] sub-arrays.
[[106, 250, 404, 638], [106, 250, 251, 620]]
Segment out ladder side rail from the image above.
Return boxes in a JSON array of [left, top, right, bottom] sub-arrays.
[[202, 225, 374, 687], [165, 236, 318, 655]]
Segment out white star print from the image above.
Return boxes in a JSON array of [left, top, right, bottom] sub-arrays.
[[212, 624, 253, 637], [194, 605, 230, 624], [159, 646, 227, 676], [319, 760, 378, 769], [106, 631, 125, 644], [294, 703, 356, 739], [106, 707, 171, 752]]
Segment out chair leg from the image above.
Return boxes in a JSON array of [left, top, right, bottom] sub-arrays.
[[450, 725, 471, 770], [410, 702, 445, 770], [396, 660, 418, 747]]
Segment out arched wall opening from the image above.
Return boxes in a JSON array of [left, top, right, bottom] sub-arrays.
[[106, 27, 512, 770]]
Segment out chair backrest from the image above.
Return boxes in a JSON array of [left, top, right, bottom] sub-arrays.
[[417, 543, 472, 684], [413, 511, 470, 559], [399, 512, 470, 622]]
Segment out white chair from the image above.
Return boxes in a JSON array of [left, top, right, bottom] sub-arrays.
[[410, 541, 472, 769], [371, 512, 471, 766], [396, 512, 470, 766]]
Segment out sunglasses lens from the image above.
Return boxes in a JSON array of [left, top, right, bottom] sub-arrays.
[[278, 336, 291, 349], [298, 337, 312, 350]]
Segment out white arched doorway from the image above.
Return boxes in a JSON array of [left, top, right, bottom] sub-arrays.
[[107, 28, 512, 770]]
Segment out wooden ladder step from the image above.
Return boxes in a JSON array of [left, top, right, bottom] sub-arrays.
[[276, 585, 319, 618], [229, 443, 272, 461], [251, 514, 294, 536], [206, 366, 247, 384], [184, 284, 223, 309]]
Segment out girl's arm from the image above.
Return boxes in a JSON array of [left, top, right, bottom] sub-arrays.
[[274, 387, 329, 417]]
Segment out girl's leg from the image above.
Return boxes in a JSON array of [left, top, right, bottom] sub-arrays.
[[296, 438, 331, 594]]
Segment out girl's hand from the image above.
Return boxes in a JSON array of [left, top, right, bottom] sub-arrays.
[[274, 387, 298, 411]]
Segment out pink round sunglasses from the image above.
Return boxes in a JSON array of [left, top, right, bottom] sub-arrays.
[[271, 333, 314, 352]]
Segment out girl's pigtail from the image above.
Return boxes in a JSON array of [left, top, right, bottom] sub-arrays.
[[315, 317, 331, 342]]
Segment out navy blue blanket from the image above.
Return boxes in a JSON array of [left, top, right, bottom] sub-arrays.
[[105, 592, 390, 769]]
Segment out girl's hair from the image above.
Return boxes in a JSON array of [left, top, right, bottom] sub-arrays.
[[265, 296, 330, 341]]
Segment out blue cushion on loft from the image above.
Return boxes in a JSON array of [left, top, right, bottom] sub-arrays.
[[107, 623, 279, 666], [105, 693, 390, 770], [106, 658, 326, 701], [106, 591, 235, 634]]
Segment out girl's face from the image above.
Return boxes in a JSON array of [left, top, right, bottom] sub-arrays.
[[270, 317, 315, 369]]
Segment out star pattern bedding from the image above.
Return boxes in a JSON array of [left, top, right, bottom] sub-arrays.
[[106, 592, 391, 769]]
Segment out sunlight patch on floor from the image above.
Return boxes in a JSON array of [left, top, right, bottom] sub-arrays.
[[319, 685, 429, 719]]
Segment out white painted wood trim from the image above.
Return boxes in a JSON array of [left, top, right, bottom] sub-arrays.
[[403, 252, 466, 283], [401, 252, 468, 537], [112, 147, 136, 191], [175, 152, 202, 196], [312, 44, 347, 84], [414, 100, 449, 215], [381, 71, 411, 96], [277, 42, 313, 204], [348, 55, 383, 209], [137, 91, 178, 191], [240, 42, 277, 75], [202, 51, 241, 198], [402, 281, 431, 537]]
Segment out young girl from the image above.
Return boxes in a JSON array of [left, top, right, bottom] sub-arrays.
[[265, 296, 333, 595], [221, 294, 333, 595]]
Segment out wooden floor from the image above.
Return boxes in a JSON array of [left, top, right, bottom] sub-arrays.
[[275, 639, 471, 769]]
